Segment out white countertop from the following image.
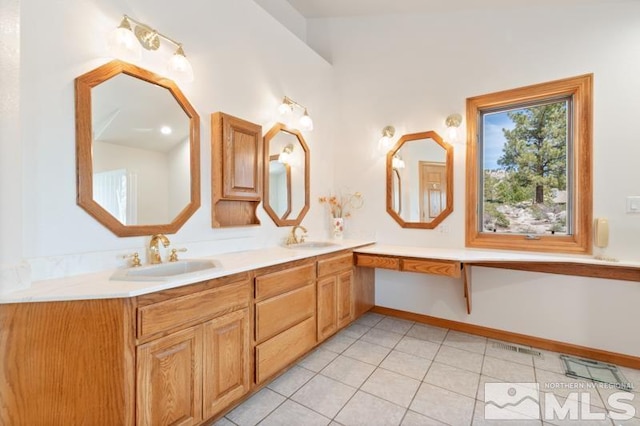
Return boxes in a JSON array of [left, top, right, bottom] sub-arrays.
[[5, 241, 637, 304], [0, 240, 374, 304], [353, 244, 640, 268]]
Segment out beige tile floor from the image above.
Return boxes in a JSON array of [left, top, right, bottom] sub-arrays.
[[213, 313, 640, 426]]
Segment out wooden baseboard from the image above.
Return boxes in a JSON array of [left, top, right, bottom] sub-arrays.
[[371, 306, 640, 370]]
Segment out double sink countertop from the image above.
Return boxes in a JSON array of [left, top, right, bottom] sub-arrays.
[[3, 241, 639, 304], [0, 240, 374, 304]]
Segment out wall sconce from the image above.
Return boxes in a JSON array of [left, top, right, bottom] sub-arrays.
[[445, 113, 462, 142], [278, 144, 294, 164], [378, 125, 395, 153], [107, 15, 194, 83], [392, 155, 405, 170], [278, 96, 314, 131]]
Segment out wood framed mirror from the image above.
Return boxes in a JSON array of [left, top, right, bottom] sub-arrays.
[[76, 60, 200, 237], [386, 130, 453, 229], [263, 123, 310, 226]]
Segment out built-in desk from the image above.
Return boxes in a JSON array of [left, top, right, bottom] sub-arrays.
[[354, 244, 640, 314]]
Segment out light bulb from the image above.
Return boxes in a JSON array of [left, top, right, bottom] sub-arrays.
[[169, 45, 194, 83], [445, 114, 462, 143], [392, 156, 405, 169], [107, 17, 141, 61], [299, 109, 313, 131], [278, 151, 291, 164], [447, 126, 458, 141], [378, 125, 395, 153], [278, 99, 292, 116], [378, 136, 393, 152]]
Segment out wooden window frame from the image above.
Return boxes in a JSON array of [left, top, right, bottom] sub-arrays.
[[465, 74, 593, 254]]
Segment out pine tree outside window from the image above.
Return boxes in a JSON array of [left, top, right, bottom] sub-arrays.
[[465, 75, 593, 254]]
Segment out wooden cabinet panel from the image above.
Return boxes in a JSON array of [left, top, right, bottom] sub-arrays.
[[212, 112, 262, 200], [337, 270, 354, 329], [255, 316, 316, 384], [203, 309, 250, 420], [138, 280, 250, 340], [211, 112, 262, 228], [316, 276, 337, 341], [0, 299, 136, 426], [353, 267, 375, 318], [401, 258, 461, 278], [255, 283, 315, 343], [354, 253, 400, 270], [317, 252, 353, 277], [137, 326, 202, 426], [255, 263, 315, 301]]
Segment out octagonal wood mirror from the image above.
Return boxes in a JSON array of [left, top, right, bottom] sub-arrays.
[[263, 123, 310, 226], [386, 130, 453, 229], [75, 60, 200, 236]]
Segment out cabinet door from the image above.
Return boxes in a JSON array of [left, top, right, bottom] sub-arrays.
[[219, 113, 262, 200], [317, 276, 337, 342], [137, 326, 202, 426], [337, 270, 354, 329], [202, 309, 251, 420]]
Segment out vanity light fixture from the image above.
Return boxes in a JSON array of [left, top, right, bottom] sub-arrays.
[[445, 113, 462, 142], [278, 143, 294, 164], [392, 154, 405, 170], [378, 125, 396, 153], [278, 96, 314, 131], [107, 15, 194, 83]]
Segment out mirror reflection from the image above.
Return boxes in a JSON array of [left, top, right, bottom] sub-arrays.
[[92, 74, 190, 225], [76, 60, 200, 237], [263, 123, 310, 226], [268, 154, 292, 218], [386, 131, 453, 229]]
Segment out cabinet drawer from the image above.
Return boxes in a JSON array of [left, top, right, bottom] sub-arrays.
[[255, 263, 315, 300], [255, 284, 315, 343], [255, 316, 316, 384], [317, 253, 353, 277], [401, 258, 461, 278], [138, 280, 250, 339], [354, 254, 400, 270]]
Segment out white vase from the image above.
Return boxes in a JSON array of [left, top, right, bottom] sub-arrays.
[[332, 217, 344, 240]]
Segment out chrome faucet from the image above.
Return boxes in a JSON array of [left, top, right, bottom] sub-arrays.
[[149, 234, 171, 264], [286, 225, 308, 245]]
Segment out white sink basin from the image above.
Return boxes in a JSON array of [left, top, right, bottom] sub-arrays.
[[287, 241, 339, 249], [110, 259, 220, 281]]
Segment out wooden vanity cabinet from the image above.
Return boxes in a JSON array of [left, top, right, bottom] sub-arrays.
[[137, 325, 203, 425], [211, 112, 263, 227], [254, 262, 317, 384], [316, 252, 354, 342], [136, 274, 252, 426]]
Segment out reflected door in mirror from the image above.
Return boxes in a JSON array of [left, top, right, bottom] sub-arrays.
[[386, 131, 453, 229]]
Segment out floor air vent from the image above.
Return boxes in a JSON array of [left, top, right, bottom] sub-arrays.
[[560, 355, 633, 391], [492, 342, 542, 357]]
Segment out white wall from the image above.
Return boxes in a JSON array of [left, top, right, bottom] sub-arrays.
[[308, 2, 640, 356], [0, 0, 29, 293], [8, 0, 640, 356], [15, 0, 337, 281]]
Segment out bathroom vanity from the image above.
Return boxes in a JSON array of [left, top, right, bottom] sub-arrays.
[[0, 242, 374, 426]]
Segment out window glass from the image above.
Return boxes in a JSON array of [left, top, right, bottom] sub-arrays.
[[465, 74, 592, 254], [480, 98, 571, 236]]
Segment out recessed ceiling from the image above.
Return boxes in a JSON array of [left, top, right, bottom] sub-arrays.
[[284, 0, 626, 18]]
